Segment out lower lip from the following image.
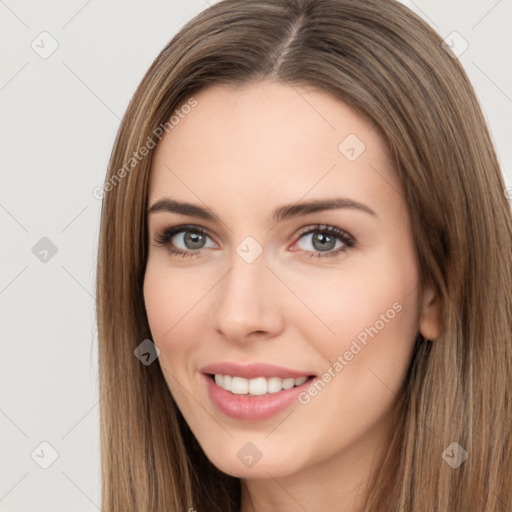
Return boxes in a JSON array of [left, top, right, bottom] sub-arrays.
[[203, 373, 315, 421]]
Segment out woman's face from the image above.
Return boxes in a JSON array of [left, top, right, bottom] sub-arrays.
[[143, 81, 438, 484]]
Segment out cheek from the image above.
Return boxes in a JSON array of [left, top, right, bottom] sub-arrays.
[[328, 270, 416, 341], [143, 261, 210, 340], [143, 265, 203, 403], [143, 268, 174, 341], [294, 248, 420, 373], [143, 264, 200, 377]]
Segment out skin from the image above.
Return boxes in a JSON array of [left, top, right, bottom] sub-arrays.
[[143, 80, 439, 512]]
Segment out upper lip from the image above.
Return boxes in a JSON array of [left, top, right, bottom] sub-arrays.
[[200, 362, 315, 380]]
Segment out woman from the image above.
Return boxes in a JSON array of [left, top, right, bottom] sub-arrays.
[[95, 0, 512, 510]]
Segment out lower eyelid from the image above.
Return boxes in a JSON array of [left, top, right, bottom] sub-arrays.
[[302, 245, 350, 258]]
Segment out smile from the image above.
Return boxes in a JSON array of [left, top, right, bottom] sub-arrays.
[[203, 373, 317, 421], [212, 374, 311, 395]]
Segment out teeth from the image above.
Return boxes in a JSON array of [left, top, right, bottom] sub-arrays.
[[213, 374, 309, 395]]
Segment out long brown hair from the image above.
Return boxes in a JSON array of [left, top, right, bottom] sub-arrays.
[[95, 0, 512, 510]]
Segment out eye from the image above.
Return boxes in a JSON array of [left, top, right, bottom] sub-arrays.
[[152, 223, 355, 259], [292, 224, 355, 258], [153, 224, 217, 258]]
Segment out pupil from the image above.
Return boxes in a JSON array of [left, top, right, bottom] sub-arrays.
[[184, 231, 205, 249], [312, 233, 335, 251]]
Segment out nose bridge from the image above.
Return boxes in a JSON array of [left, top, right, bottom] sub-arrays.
[[219, 251, 269, 314], [210, 247, 282, 339]]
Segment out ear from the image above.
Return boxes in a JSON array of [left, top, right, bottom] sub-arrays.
[[419, 283, 441, 340]]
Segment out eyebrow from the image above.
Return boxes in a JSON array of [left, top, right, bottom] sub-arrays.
[[148, 197, 377, 223]]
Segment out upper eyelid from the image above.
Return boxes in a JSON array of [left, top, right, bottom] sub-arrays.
[[154, 223, 349, 236], [153, 224, 213, 243], [295, 224, 353, 238]]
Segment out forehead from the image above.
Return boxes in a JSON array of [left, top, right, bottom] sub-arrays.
[[148, 80, 402, 216]]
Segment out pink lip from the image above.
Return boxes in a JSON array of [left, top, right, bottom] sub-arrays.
[[199, 362, 314, 379], [203, 373, 316, 421]]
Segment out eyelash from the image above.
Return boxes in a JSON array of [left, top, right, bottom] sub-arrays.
[[153, 223, 355, 259]]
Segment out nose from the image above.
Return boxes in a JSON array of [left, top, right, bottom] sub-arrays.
[[210, 252, 285, 343]]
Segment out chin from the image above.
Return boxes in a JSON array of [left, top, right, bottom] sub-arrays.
[[199, 440, 302, 480]]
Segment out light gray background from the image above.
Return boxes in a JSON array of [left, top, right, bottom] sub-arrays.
[[1, 1, 511, 511]]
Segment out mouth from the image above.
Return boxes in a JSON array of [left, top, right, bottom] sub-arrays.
[[203, 372, 317, 421], [206, 373, 316, 396]]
